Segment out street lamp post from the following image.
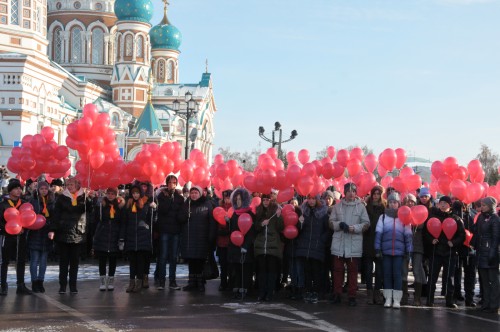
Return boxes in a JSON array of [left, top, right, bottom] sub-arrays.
[[258, 122, 298, 159], [172, 91, 199, 159]]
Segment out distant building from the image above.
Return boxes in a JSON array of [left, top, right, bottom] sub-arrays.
[[0, 0, 216, 169]]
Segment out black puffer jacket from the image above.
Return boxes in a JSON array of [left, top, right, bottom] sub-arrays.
[[156, 189, 184, 234], [363, 202, 385, 257], [178, 196, 217, 260], [424, 207, 466, 257], [472, 212, 500, 269], [295, 201, 329, 261], [121, 197, 152, 252], [227, 188, 255, 264], [28, 193, 55, 251], [93, 197, 125, 253], [50, 189, 92, 244]]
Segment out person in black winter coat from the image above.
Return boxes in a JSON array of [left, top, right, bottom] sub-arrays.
[[48, 177, 93, 295], [472, 197, 499, 313], [155, 175, 184, 290], [423, 196, 465, 308], [295, 194, 330, 303], [0, 179, 32, 295], [28, 181, 55, 293], [92, 187, 125, 291], [178, 186, 217, 292], [120, 184, 152, 293]]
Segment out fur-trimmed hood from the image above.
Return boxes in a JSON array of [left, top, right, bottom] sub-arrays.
[[230, 188, 252, 210], [301, 199, 328, 219]]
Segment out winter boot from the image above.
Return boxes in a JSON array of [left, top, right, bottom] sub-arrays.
[[446, 294, 458, 308], [393, 290, 403, 309], [126, 279, 135, 293], [383, 289, 393, 308], [142, 275, 149, 289], [39, 281, 45, 293], [374, 289, 384, 305], [413, 283, 422, 306], [158, 279, 166, 290], [426, 291, 435, 307], [16, 283, 33, 295], [32, 280, 40, 293], [99, 276, 107, 291], [401, 282, 409, 305], [132, 279, 143, 293], [182, 274, 197, 291], [367, 289, 374, 304], [197, 275, 206, 292], [107, 277, 114, 291]]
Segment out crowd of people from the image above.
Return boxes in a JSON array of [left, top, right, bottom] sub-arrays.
[[0, 175, 498, 314]]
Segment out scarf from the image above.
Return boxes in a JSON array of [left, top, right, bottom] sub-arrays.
[[235, 207, 252, 215], [386, 208, 398, 218], [110, 204, 116, 219], [71, 192, 78, 206], [131, 202, 137, 213], [7, 199, 21, 209], [42, 196, 49, 217]]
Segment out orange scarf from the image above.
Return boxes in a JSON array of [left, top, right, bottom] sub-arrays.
[[131, 203, 137, 213], [71, 193, 78, 206], [7, 199, 21, 209], [110, 205, 116, 219], [42, 196, 49, 217]]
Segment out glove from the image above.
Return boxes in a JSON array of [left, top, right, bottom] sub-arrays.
[[469, 249, 476, 256], [224, 216, 230, 223], [339, 222, 347, 231], [118, 240, 124, 251], [241, 247, 247, 254], [375, 250, 382, 259]]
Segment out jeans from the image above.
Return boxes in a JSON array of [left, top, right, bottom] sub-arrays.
[[30, 249, 48, 282], [296, 257, 323, 293], [382, 255, 404, 290], [412, 252, 427, 284], [157, 233, 179, 281]]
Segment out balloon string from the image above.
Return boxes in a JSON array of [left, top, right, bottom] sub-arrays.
[[428, 245, 436, 306], [445, 247, 452, 298]]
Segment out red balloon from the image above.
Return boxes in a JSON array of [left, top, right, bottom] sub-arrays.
[[4, 207, 20, 223], [392, 177, 407, 194], [431, 161, 446, 179], [395, 148, 407, 170], [213, 207, 227, 225], [326, 146, 336, 159], [426, 217, 442, 239], [5, 221, 22, 235], [411, 205, 428, 226], [467, 182, 484, 203], [19, 203, 34, 213], [89, 151, 105, 170], [463, 229, 473, 247], [238, 213, 253, 236], [350, 147, 364, 162], [40, 126, 55, 141], [398, 206, 413, 225], [21, 135, 33, 148], [379, 148, 397, 172], [442, 218, 457, 240], [298, 149, 310, 165], [251, 197, 262, 207], [283, 212, 299, 226], [286, 164, 302, 185], [282, 204, 295, 215], [437, 175, 452, 195], [277, 187, 295, 203], [336, 149, 350, 167], [283, 225, 298, 239], [230, 231, 244, 247], [346, 159, 362, 177], [331, 162, 345, 179], [27, 214, 46, 230], [20, 210, 36, 228], [296, 175, 314, 196], [243, 175, 258, 193], [364, 153, 378, 173], [450, 179, 467, 202], [443, 156, 458, 175], [217, 164, 230, 180], [378, 164, 388, 177]]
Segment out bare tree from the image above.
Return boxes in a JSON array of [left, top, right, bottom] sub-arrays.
[[476, 144, 499, 185]]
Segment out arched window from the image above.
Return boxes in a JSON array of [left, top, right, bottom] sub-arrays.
[[125, 35, 133, 57], [91, 28, 104, 64], [71, 27, 82, 63], [136, 35, 144, 58], [11, 0, 19, 25], [167, 61, 174, 80], [157, 59, 165, 82], [111, 113, 120, 127], [164, 88, 173, 96], [53, 27, 63, 62]]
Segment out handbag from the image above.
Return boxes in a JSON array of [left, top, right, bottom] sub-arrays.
[[202, 254, 220, 280]]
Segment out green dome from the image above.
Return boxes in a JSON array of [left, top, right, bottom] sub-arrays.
[[150, 22, 182, 51], [114, 0, 153, 24]]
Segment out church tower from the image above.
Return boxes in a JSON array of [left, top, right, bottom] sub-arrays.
[[111, 0, 153, 118], [149, 0, 182, 84]]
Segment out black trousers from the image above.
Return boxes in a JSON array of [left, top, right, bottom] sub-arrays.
[[58, 242, 82, 289], [0, 234, 27, 285], [128, 251, 149, 280], [216, 247, 228, 286], [256, 255, 280, 297], [96, 251, 118, 276]]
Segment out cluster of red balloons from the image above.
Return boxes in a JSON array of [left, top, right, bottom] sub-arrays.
[[210, 155, 245, 197], [381, 166, 422, 196], [127, 142, 182, 187], [243, 148, 288, 195], [3, 203, 46, 235], [282, 204, 299, 239], [213, 206, 233, 225], [229, 213, 253, 247], [397, 205, 428, 226], [177, 149, 210, 189], [66, 104, 126, 189], [426, 217, 457, 240], [7, 126, 71, 181], [429, 157, 491, 203]]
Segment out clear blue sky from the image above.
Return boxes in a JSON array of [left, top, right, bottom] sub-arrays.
[[151, 0, 500, 165]]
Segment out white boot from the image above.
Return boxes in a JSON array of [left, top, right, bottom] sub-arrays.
[[392, 290, 403, 309], [107, 276, 114, 291], [383, 289, 393, 308], [99, 276, 106, 291]]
